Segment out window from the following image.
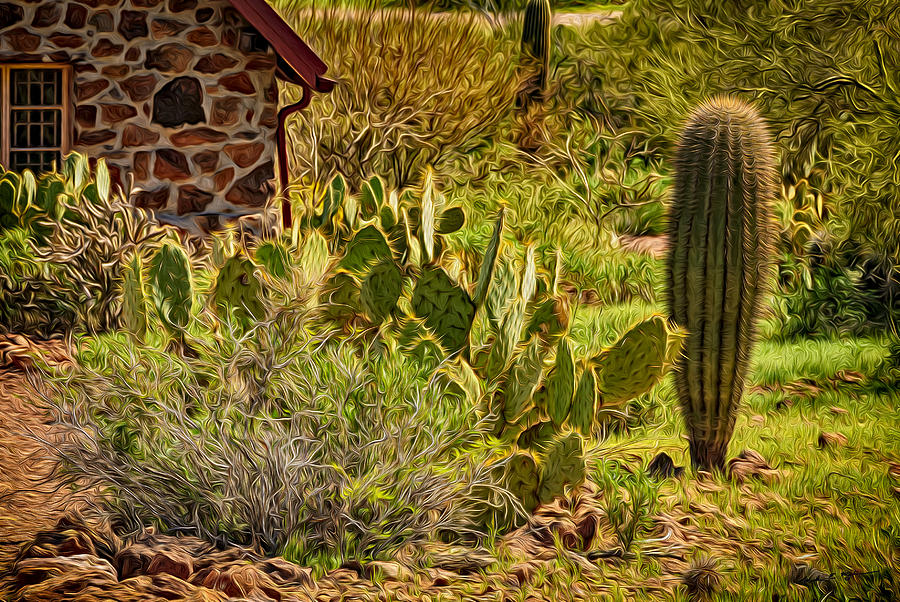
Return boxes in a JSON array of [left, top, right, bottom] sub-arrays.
[[1, 65, 71, 173]]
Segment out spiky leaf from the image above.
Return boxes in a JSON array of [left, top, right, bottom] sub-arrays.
[[569, 367, 596, 435], [538, 432, 585, 504], [121, 254, 148, 341], [544, 338, 575, 426], [474, 209, 504, 308], [255, 240, 291, 279], [341, 225, 393, 273]]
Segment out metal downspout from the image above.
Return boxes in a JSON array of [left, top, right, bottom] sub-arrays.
[[276, 83, 311, 229]]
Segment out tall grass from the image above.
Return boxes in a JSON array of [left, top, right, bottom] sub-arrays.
[[279, 2, 522, 192]]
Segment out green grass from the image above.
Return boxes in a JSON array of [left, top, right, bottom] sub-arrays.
[[567, 301, 900, 598]]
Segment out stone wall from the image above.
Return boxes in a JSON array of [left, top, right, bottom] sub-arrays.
[[0, 0, 280, 233]]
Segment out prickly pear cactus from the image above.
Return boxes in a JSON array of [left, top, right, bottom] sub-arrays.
[[487, 257, 520, 330], [538, 432, 585, 504], [505, 452, 541, 514], [569, 366, 596, 435], [500, 335, 545, 423], [436, 207, 465, 234], [148, 242, 193, 334], [667, 97, 777, 472], [474, 209, 504, 308], [517, 420, 556, 454], [543, 338, 575, 426], [255, 240, 292, 280], [120, 254, 148, 341], [595, 315, 670, 406], [214, 254, 265, 327], [299, 230, 331, 284], [361, 175, 385, 219], [411, 267, 476, 355], [341, 225, 393, 273], [360, 260, 403, 323]]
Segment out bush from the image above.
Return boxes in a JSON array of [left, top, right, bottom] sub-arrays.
[[279, 4, 521, 192], [0, 155, 163, 337], [33, 307, 499, 564]]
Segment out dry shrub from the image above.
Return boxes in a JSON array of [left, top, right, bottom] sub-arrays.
[[280, 3, 522, 191]]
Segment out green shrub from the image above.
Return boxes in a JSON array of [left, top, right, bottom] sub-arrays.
[[33, 312, 498, 564]]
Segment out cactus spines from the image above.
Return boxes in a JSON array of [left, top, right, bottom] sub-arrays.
[[360, 259, 403, 324], [667, 97, 777, 472], [520, 0, 551, 102]]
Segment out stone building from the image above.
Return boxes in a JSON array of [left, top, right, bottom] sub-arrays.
[[0, 0, 332, 231]]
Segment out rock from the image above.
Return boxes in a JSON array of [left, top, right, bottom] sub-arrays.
[[211, 97, 243, 127], [114, 543, 156, 579], [144, 43, 193, 73], [169, 0, 198, 12], [101, 104, 138, 124], [153, 77, 205, 128], [7, 28, 41, 52], [89, 10, 114, 31], [817, 432, 848, 448], [647, 451, 684, 479], [91, 38, 124, 58], [122, 124, 160, 147], [113, 573, 219, 600], [13, 555, 118, 595], [151, 17, 189, 38], [728, 449, 779, 484], [246, 57, 277, 71], [121, 74, 158, 102], [226, 162, 274, 207], [102, 65, 130, 77], [0, 2, 23, 30], [196, 53, 240, 74], [255, 557, 313, 587], [177, 185, 215, 214], [196, 7, 215, 22], [225, 142, 265, 168], [204, 563, 282, 599], [134, 151, 151, 180], [213, 168, 234, 192], [192, 150, 220, 173], [125, 46, 142, 62], [118, 10, 148, 40], [49, 33, 86, 48], [171, 127, 228, 146], [146, 548, 194, 580], [154, 149, 192, 181], [32, 3, 62, 27], [76, 129, 117, 146], [220, 73, 256, 95], [259, 107, 278, 129], [133, 186, 171, 209], [64, 4, 88, 28], [187, 26, 218, 46], [75, 105, 97, 128]]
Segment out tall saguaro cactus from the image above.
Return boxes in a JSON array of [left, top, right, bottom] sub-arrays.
[[667, 97, 778, 472], [520, 0, 551, 104]]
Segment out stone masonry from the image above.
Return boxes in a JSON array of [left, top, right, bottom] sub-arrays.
[[0, 0, 280, 232]]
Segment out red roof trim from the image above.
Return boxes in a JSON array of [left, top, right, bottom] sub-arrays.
[[227, 0, 332, 92]]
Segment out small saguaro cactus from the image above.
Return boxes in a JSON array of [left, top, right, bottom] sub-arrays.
[[667, 96, 778, 473], [520, 0, 551, 104]]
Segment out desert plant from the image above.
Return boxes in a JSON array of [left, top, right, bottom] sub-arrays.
[[148, 242, 194, 350], [519, 0, 551, 105], [666, 97, 777, 472]]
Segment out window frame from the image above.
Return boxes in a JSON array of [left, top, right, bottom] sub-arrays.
[[0, 63, 73, 172]]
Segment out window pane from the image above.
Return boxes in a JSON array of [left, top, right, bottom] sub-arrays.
[[11, 109, 61, 148], [11, 69, 62, 106], [10, 150, 60, 173]]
